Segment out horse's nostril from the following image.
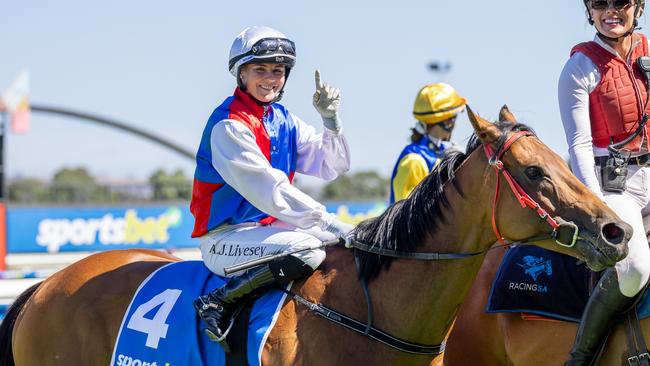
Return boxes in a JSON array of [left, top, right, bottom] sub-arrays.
[[602, 223, 624, 244]]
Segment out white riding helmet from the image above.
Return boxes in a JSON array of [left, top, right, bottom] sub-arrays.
[[228, 26, 296, 78]]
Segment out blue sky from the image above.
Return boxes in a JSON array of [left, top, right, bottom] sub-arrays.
[[0, 1, 626, 185]]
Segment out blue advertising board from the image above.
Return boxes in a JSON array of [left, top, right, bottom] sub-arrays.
[[0, 201, 388, 321], [6, 202, 387, 254], [7, 204, 196, 254]]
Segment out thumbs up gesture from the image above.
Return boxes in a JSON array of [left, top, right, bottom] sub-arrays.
[[312, 70, 341, 131]]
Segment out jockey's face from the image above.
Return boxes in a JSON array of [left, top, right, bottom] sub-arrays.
[[240, 63, 286, 103], [427, 116, 456, 141], [590, 0, 637, 39]]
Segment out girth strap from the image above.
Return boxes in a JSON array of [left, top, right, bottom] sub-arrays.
[[623, 284, 650, 366], [624, 307, 650, 366], [281, 288, 445, 355]]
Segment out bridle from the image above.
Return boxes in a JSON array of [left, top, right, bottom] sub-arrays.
[[288, 129, 583, 356], [349, 129, 580, 260], [484, 130, 580, 248]]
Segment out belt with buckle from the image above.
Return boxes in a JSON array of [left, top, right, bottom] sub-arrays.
[[594, 154, 650, 166]]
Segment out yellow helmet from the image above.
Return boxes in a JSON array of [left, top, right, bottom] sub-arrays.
[[412, 83, 467, 125]]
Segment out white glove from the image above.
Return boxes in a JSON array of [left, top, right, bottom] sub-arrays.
[[324, 217, 355, 248], [312, 69, 342, 131]]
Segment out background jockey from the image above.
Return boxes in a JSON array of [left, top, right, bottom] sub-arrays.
[[559, 0, 650, 364], [190, 25, 353, 346], [389, 83, 467, 203]]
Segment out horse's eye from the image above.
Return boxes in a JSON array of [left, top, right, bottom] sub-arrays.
[[525, 166, 544, 181]]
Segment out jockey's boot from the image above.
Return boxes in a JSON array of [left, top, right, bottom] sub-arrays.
[[194, 254, 316, 349], [194, 264, 276, 345], [564, 268, 634, 366]]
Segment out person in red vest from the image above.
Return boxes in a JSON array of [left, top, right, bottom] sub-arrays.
[[559, 0, 649, 364], [190, 25, 353, 348]]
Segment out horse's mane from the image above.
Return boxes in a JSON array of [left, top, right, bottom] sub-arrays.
[[352, 121, 534, 281]]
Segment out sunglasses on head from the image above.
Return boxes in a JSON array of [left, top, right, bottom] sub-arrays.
[[590, 0, 634, 10]]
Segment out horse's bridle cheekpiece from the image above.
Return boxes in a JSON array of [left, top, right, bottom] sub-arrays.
[[483, 130, 580, 248]]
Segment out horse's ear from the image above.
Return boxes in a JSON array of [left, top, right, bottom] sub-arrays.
[[498, 105, 517, 123], [467, 105, 501, 143]]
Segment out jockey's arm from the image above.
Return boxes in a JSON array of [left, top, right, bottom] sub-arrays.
[[558, 52, 604, 200], [292, 113, 350, 181], [210, 120, 339, 230]]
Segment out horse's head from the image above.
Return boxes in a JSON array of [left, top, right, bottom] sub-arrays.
[[467, 105, 630, 271]]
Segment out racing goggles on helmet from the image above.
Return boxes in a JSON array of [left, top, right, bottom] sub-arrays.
[[229, 38, 296, 71], [590, 0, 633, 10]]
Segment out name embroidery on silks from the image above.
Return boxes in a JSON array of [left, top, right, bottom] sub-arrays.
[[109, 261, 289, 366]]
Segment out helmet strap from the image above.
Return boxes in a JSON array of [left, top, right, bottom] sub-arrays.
[[426, 134, 444, 150], [596, 21, 639, 43], [414, 121, 427, 135]]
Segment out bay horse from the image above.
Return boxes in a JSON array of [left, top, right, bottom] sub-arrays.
[[0, 106, 631, 366], [442, 222, 650, 366]]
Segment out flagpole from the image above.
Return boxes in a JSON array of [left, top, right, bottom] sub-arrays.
[[0, 110, 5, 199], [0, 110, 6, 270]]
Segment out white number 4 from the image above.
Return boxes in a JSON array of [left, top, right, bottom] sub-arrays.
[[126, 289, 182, 349]]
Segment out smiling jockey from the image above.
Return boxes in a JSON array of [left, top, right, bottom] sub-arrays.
[[190, 25, 353, 348]]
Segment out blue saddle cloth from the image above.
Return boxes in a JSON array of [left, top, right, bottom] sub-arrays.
[[110, 261, 288, 366], [486, 246, 650, 322]]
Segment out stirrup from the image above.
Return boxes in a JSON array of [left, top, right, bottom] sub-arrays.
[[201, 304, 244, 352], [203, 318, 235, 353]]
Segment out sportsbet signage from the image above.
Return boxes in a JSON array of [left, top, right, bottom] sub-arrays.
[[5, 202, 387, 254], [8, 205, 196, 253]]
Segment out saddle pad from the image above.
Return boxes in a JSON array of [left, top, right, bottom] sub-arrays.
[[110, 261, 288, 366], [486, 245, 591, 322]]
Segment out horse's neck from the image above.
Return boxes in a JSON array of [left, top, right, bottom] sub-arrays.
[[301, 158, 497, 350]]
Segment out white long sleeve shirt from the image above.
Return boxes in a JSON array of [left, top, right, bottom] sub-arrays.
[[209, 113, 350, 230], [558, 35, 642, 200]]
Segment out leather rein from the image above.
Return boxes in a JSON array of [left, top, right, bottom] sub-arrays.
[[287, 130, 582, 356]]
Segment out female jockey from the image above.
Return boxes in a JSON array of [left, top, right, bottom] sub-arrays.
[[190, 25, 353, 346], [389, 83, 466, 203], [559, 1, 650, 364]]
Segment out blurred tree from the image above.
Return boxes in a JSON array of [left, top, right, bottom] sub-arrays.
[[8, 178, 48, 203], [149, 169, 192, 201], [321, 171, 389, 201], [50, 167, 106, 203]]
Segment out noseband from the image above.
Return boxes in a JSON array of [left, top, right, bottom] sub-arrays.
[[483, 130, 578, 248]]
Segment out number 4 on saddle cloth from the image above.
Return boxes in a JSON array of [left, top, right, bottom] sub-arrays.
[[110, 261, 289, 366], [486, 245, 650, 322]]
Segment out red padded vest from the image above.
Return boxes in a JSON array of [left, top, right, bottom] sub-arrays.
[[571, 34, 650, 151]]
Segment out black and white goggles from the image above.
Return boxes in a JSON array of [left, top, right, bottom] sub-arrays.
[[229, 37, 296, 70]]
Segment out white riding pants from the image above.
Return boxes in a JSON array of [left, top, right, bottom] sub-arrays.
[[199, 220, 334, 277], [598, 164, 650, 297]]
